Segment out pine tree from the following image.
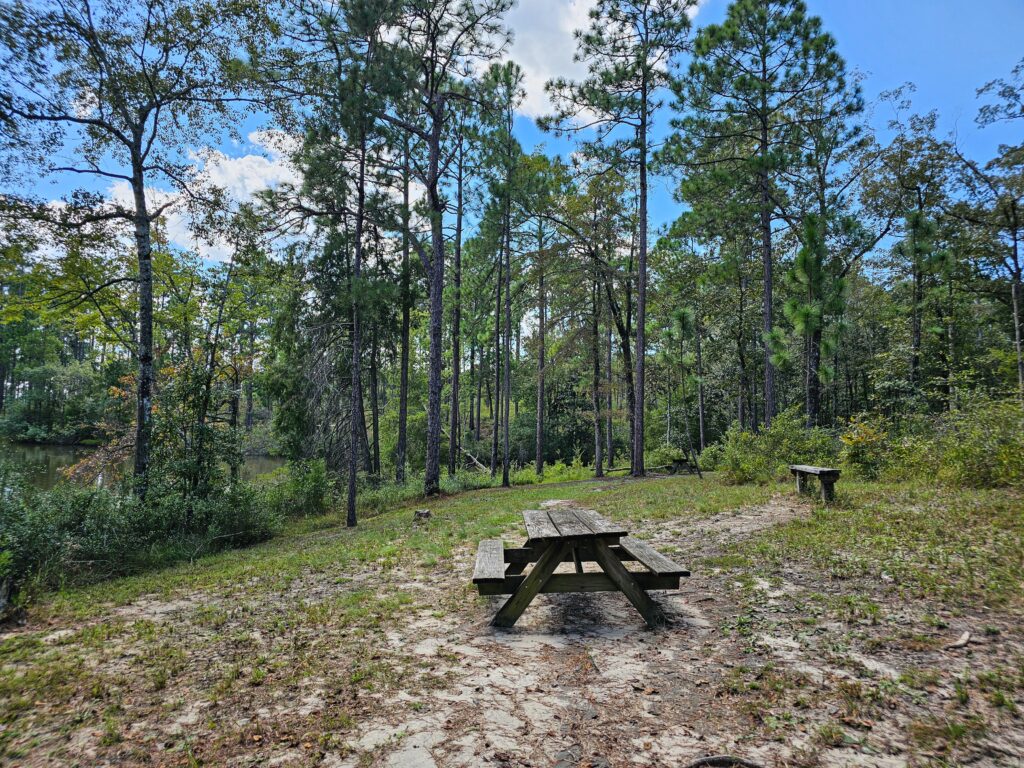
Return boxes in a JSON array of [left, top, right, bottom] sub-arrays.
[[541, 0, 695, 474]]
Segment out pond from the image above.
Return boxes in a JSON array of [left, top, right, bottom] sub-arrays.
[[1, 441, 287, 490]]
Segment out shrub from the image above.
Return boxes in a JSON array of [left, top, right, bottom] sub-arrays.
[[885, 399, 1024, 488], [261, 459, 334, 519], [718, 406, 839, 484], [839, 415, 890, 479], [698, 443, 724, 471], [1, 472, 281, 601], [646, 443, 687, 470]]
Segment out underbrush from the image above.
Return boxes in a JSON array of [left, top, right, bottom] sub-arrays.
[[717, 407, 838, 484], [710, 398, 1024, 489], [883, 399, 1024, 488], [0, 464, 283, 609]]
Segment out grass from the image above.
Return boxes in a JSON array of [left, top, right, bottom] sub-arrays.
[[2, 472, 1022, 764], [729, 480, 1024, 607], [27, 473, 771, 621]]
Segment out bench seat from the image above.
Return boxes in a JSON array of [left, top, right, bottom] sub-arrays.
[[619, 536, 690, 577], [789, 464, 841, 502], [472, 539, 507, 584]]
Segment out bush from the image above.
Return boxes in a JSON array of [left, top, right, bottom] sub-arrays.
[[261, 459, 334, 519], [885, 399, 1024, 488], [646, 443, 687, 470], [839, 415, 890, 479], [698, 443, 724, 471], [718, 407, 839, 484], [0, 471, 280, 601]]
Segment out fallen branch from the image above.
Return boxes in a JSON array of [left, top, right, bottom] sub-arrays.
[[439, 424, 488, 473]]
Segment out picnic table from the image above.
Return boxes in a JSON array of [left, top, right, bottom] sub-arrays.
[[473, 506, 689, 628]]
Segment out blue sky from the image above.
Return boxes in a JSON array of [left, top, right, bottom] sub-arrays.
[[26, 0, 1024, 256], [512, 0, 1024, 233]]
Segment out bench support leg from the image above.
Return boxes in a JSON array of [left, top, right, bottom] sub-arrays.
[[821, 480, 835, 503], [492, 541, 567, 628], [592, 539, 665, 629], [795, 473, 806, 495]]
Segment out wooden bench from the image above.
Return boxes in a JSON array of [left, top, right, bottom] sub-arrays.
[[789, 464, 841, 502], [473, 508, 689, 628]]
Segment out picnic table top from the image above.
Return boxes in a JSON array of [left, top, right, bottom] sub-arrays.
[[522, 507, 628, 543]]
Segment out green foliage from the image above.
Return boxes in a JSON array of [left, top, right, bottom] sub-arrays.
[[885, 399, 1024, 488], [697, 443, 723, 471], [0, 465, 280, 601], [646, 442, 687, 469], [718, 407, 839, 484], [510, 456, 592, 485], [839, 415, 890, 479], [261, 459, 335, 519]]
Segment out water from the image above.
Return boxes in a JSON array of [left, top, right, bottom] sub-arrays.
[[1, 441, 287, 490]]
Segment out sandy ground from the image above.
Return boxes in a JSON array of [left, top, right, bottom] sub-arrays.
[[6, 495, 1023, 767]]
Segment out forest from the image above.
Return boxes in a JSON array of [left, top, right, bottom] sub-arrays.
[[2, 1, 1024, 765], [1, 0, 1023, 587]]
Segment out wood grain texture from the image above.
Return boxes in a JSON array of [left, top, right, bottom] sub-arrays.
[[472, 539, 507, 583], [492, 541, 567, 628], [592, 538, 666, 628], [619, 536, 690, 577], [477, 572, 681, 595]]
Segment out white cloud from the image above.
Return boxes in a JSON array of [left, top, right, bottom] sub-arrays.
[[103, 131, 301, 261], [505, 0, 708, 119], [505, 0, 596, 119]]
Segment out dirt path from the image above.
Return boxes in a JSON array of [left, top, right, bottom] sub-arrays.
[[6, 494, 1022, 767], [323, 497, 813, 768]]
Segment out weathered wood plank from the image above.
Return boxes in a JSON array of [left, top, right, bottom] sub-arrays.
[[522, 510, 560, 541], [572, 508, 629, 538], [619, 536, 690, 577], [477, 572, 681, 595], [789, 464, 841, 478], [548, 509, 594, 538], [502, 545, 638, 564], [472, 539, 507, 583], [592, 539, 666, 628], [492, 541, 567, 628]]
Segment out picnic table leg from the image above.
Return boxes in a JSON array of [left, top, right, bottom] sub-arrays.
[[572, 543, 584, 574], [492, 541, 568, 628], [504, 540, 532, 577], [591, 539, 665, 629]]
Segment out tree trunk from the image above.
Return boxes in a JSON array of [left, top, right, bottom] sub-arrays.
[[592, 280, 604, 478], [370, 325, 381, 475], [806, 326, 822, 427], [475, 345, 483, 441], [347, 132, 367, 527], [468, 339, 476, 436], [535, 226, 546, 476], [758, 88, 776, 427], [491, 250, 502, 478], [501, 186, 512, 488], [396, 139, 412, 484], [131, 174, 154, 500], [695, 319, 706, 450], [448, 136, 464, 476], [1010, 232, 1023, 402], [245, 322, 255, 432], [632, 93, 649, 476], [605, 324, 613, 463]]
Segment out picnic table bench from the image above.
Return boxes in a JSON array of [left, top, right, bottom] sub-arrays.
[[789, 464, 841, 502], [473, 506, 688, 628]]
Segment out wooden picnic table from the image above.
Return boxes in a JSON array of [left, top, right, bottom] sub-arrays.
[[473, 507, 689, 629]]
